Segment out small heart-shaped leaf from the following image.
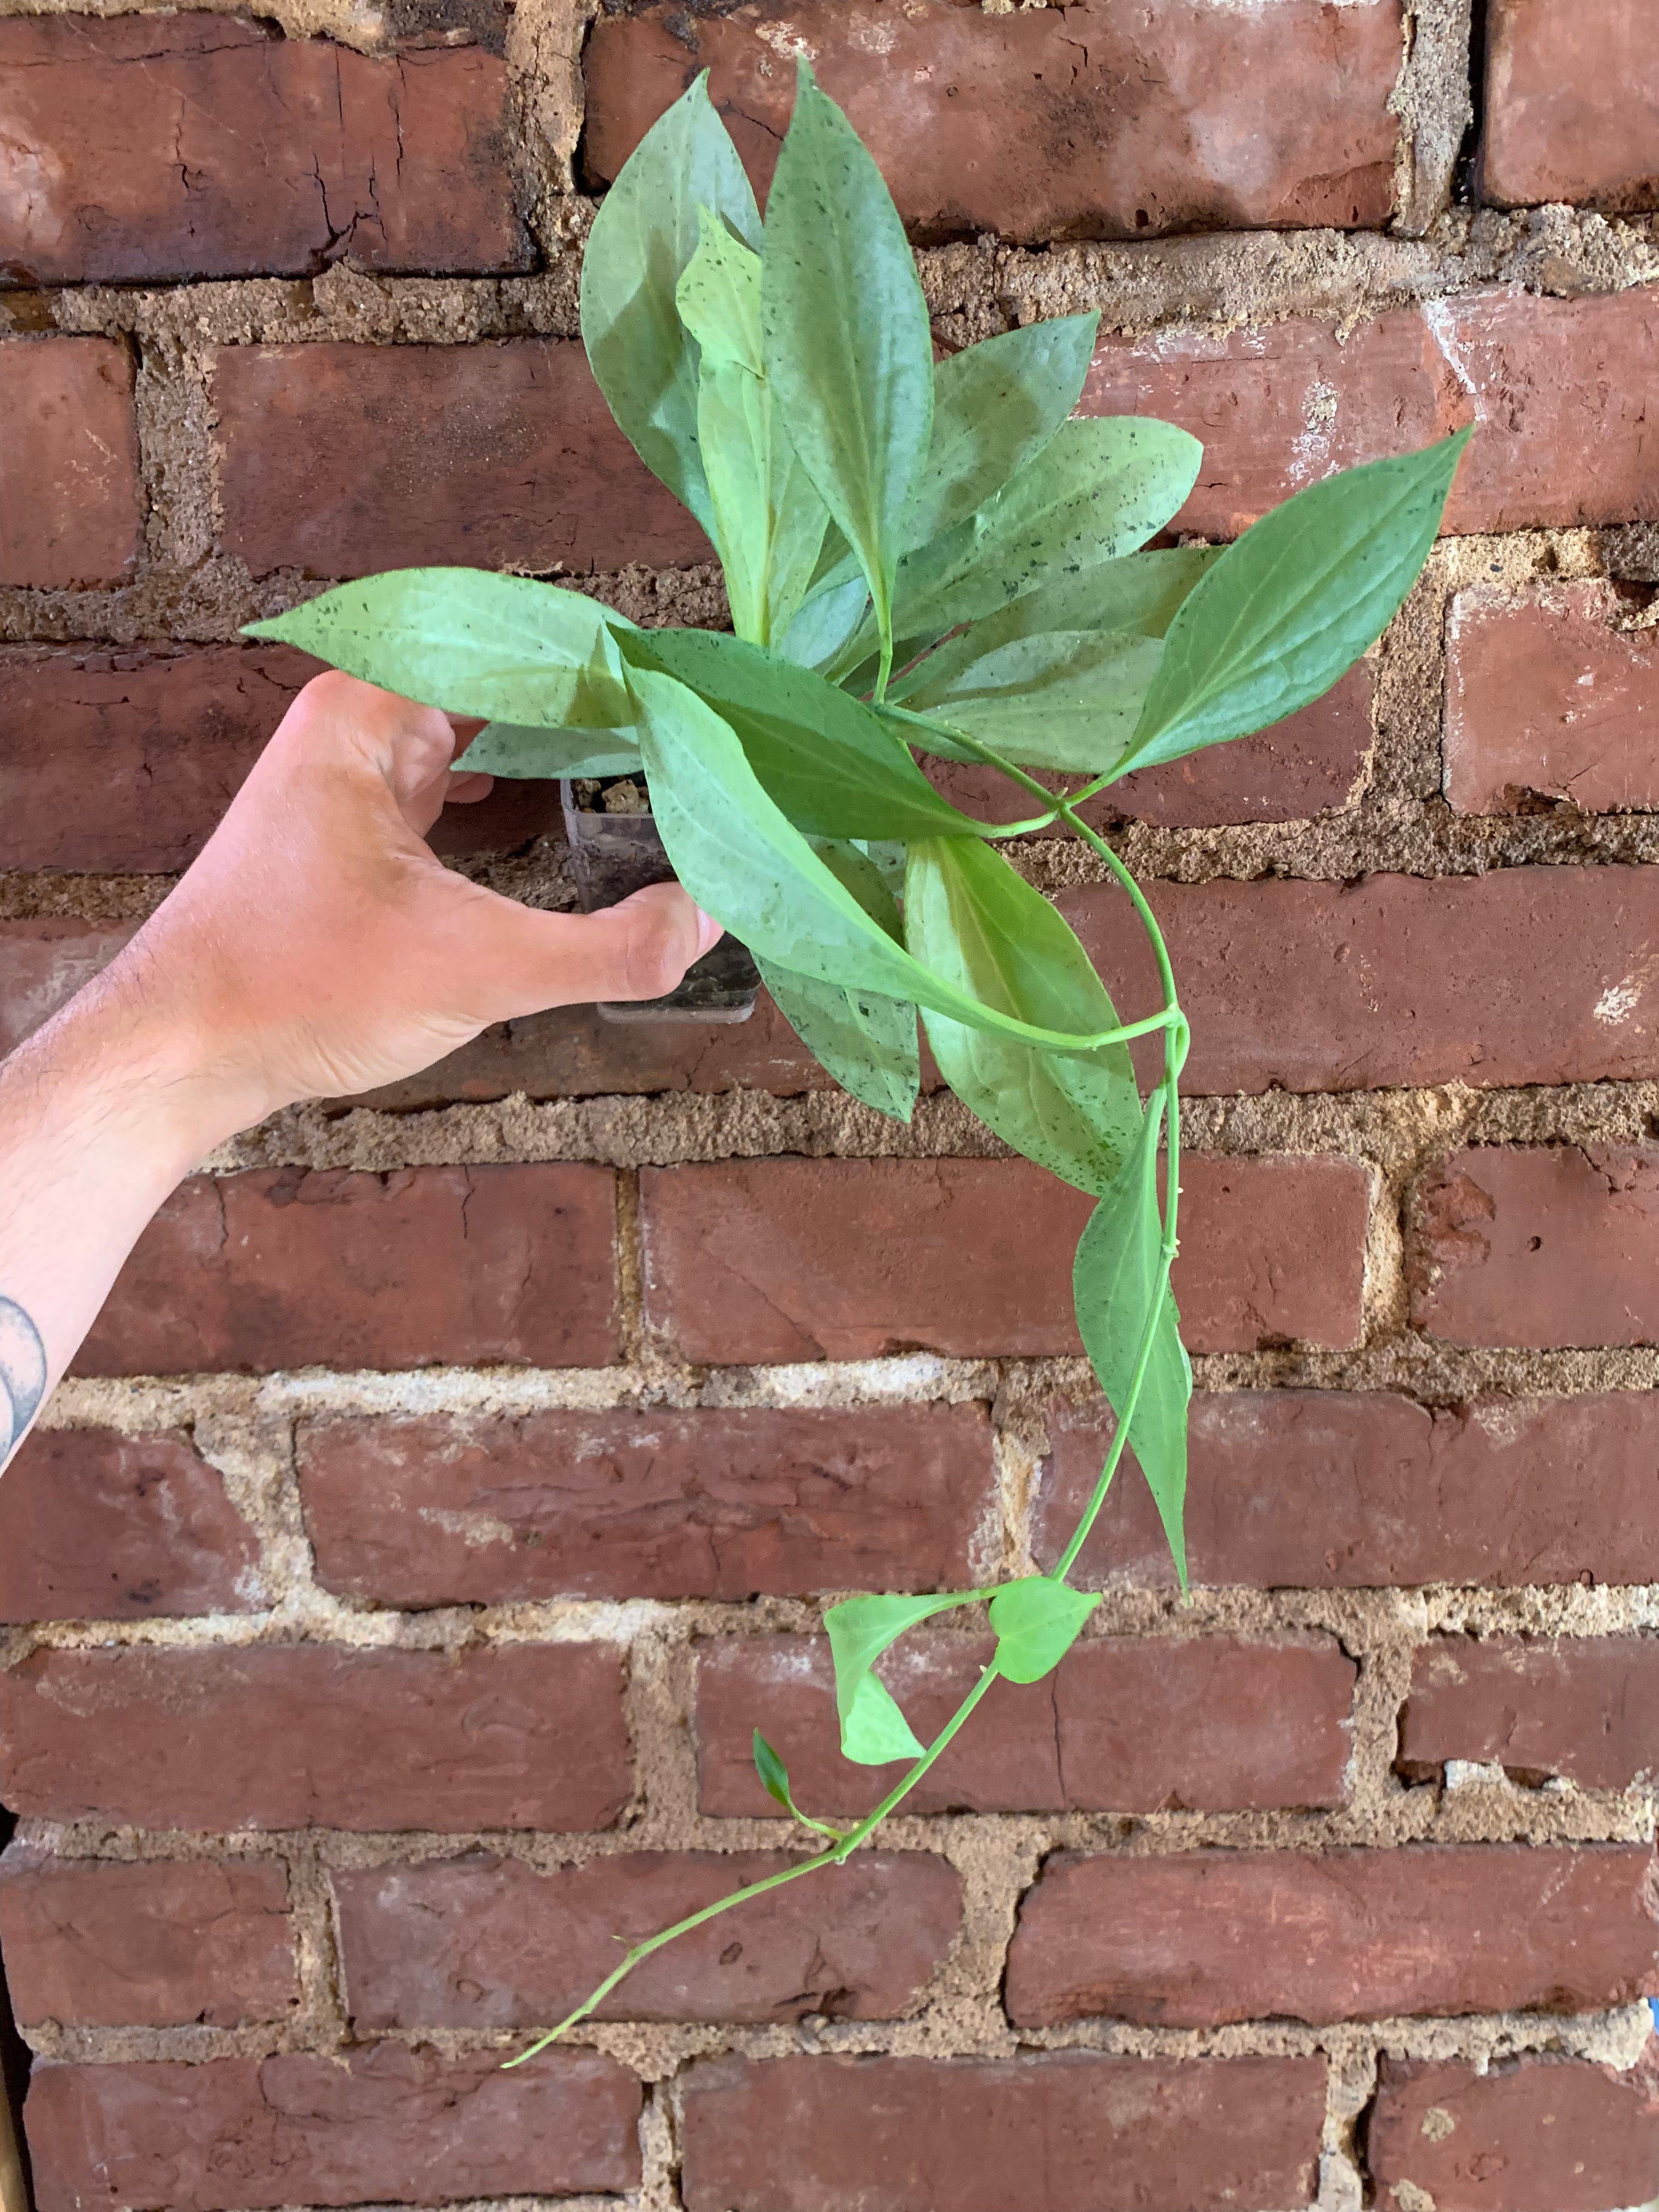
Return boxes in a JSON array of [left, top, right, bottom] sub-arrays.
[[988, 1577, 1101, 1684]]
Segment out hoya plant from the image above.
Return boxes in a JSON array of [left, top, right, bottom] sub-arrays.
[[251, 68, 1467, 2052]]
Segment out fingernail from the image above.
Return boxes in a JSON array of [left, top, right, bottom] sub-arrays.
[[696, 907, 724, 955]]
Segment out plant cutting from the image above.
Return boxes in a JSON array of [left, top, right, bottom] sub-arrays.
[[248, 67, 1468, 2056]]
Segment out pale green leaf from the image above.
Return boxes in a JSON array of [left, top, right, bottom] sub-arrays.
[[243, 570, 634, 728], [1116, 428, 1471, 775], [988, 1577, 1101, 1684], [909, 313, 1099, 548], [899, 628, 1163, 772], [761, 60, 934, 655], [460, 724, 642, 780], [675, 205, 764, 373], [579, 74, 760, 530], [616, 624, 982, 842], [824, 1590, 975, 1765], [829, 417, 1203, 681], [627, 667, 1153, 1056], [904, 837, 1142, 1194], [1073, 1093, 1192, 1582], [759, 960, 920, 1122], [778, 568, 873, 670]]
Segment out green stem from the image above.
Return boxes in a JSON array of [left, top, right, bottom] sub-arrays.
[[504, 707, 1189, 2068], [505, 1658, 1003, 2066]]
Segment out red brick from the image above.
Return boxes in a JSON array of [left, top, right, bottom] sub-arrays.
[[695, 1632, 1356, 1818], [24, 2047, 640, 2212], [0, 338, 142, 588], [1085, 290, 1659, 538], [0, 1427, 259, 1623], [679, 2051, 1327, 2212], [0, 1847, 296, 2029], [0, 644, 563, 872], [213, 341, 709, 578], [1035, 1390, 1659, 1592], [1003, 1844, 1659, 2027], [336, 1849, 961, 2027], [1481, 0, 1659, 216], [1401, 1635, 1659, 1790], [0, 1642, 630, 1831], [932, 662, 1374, 831], [584, 0, 1401, 243], [0, 919, 141, 1059], [1065, 865, 1659, 1093], [0, 15, 526, 287], [298, 1402, 995, 1605], [75, 1164, 619, 1376], [1410, 1146, 1659, 1349], [640, 1155, 1369, 1363], [1370, 2053, 1659, 2212], [1444, 583, 1659, 814]]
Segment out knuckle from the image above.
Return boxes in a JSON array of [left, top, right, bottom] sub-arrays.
[[620, 904, 691, 1000]]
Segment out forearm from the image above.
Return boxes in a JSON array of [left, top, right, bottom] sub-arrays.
[[0, 950, 252, 1465]]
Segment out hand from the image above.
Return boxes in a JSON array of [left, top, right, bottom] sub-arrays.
[[104, 671, 723, 1126]]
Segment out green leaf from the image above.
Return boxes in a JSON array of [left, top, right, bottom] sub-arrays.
[[825, 1590, 975, 1765], [753, 1728, 794, 1810], [988, 1577, 1101, 1685], [889, 545, 1220, 702], [1116, 428, 1471, 775], [778, 568, 873, 671], [909, 314, 1099, 548], [758, 838, 920, 1121], [833, 418, 1203, 678], [242, 570, 635, 729], [627, 667, 1150, 1056], [677, 210, 830, 646], [615, 624, 983, 842], [904, 837, 1142, 1195], [761, 60, 934, 659], [461, 724, 641, 780], [759, 960, 920, 1122], [579, 74, 760, 531], [1073, 1092, 1192, 1583], [898, 628, 1163, 772]]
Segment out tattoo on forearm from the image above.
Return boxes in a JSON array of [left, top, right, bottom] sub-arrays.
[[0, 1297, 47, 1469]]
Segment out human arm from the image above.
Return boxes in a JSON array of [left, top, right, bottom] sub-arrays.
[[0, 672, 720, 1464]]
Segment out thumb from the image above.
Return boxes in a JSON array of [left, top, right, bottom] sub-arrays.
[[482, 882, 725, 1013]]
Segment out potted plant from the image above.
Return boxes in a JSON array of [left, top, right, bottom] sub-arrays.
[[249, 65, 1467, 2050]]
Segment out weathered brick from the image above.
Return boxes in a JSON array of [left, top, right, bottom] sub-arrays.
[[1481, 0, 1659, 216], [695, 1632, 1356, 1818], [0, 15, 527, 287], [932, 662, 1374, 831], [24, 2048, 640, 2212], [1370, 2053, 1659, 2212], [679, 2052, 1327, 2212], [0, 1846, 297, 2029], [299, 1402, 995, 1605], [75, 1164, 619, 1375], [1003, 1845, 1659, 2027], [1085, 290, 1659, 538], [0, 1427, 260, 1623], [1444, 583, 1659, 815], [640, 1156, 1369, 1363], [1401, 1635, 1659, 1790], [1066, 866, 1659, 1092], [585, 0, 1401, 242], [212, 341, 709, 577], [1035, 1391, 1659, 1592], [0, 338, 142, 588], [0, 645, 563, 872], [0, 919, 142, 1058], [336, 1850, 962, 2028], [0, 1643, 630, 1832], [1410, 1146, 1659, 1349]]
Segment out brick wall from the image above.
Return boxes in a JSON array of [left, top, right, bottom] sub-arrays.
[[4, 1, 1659, 2208]]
